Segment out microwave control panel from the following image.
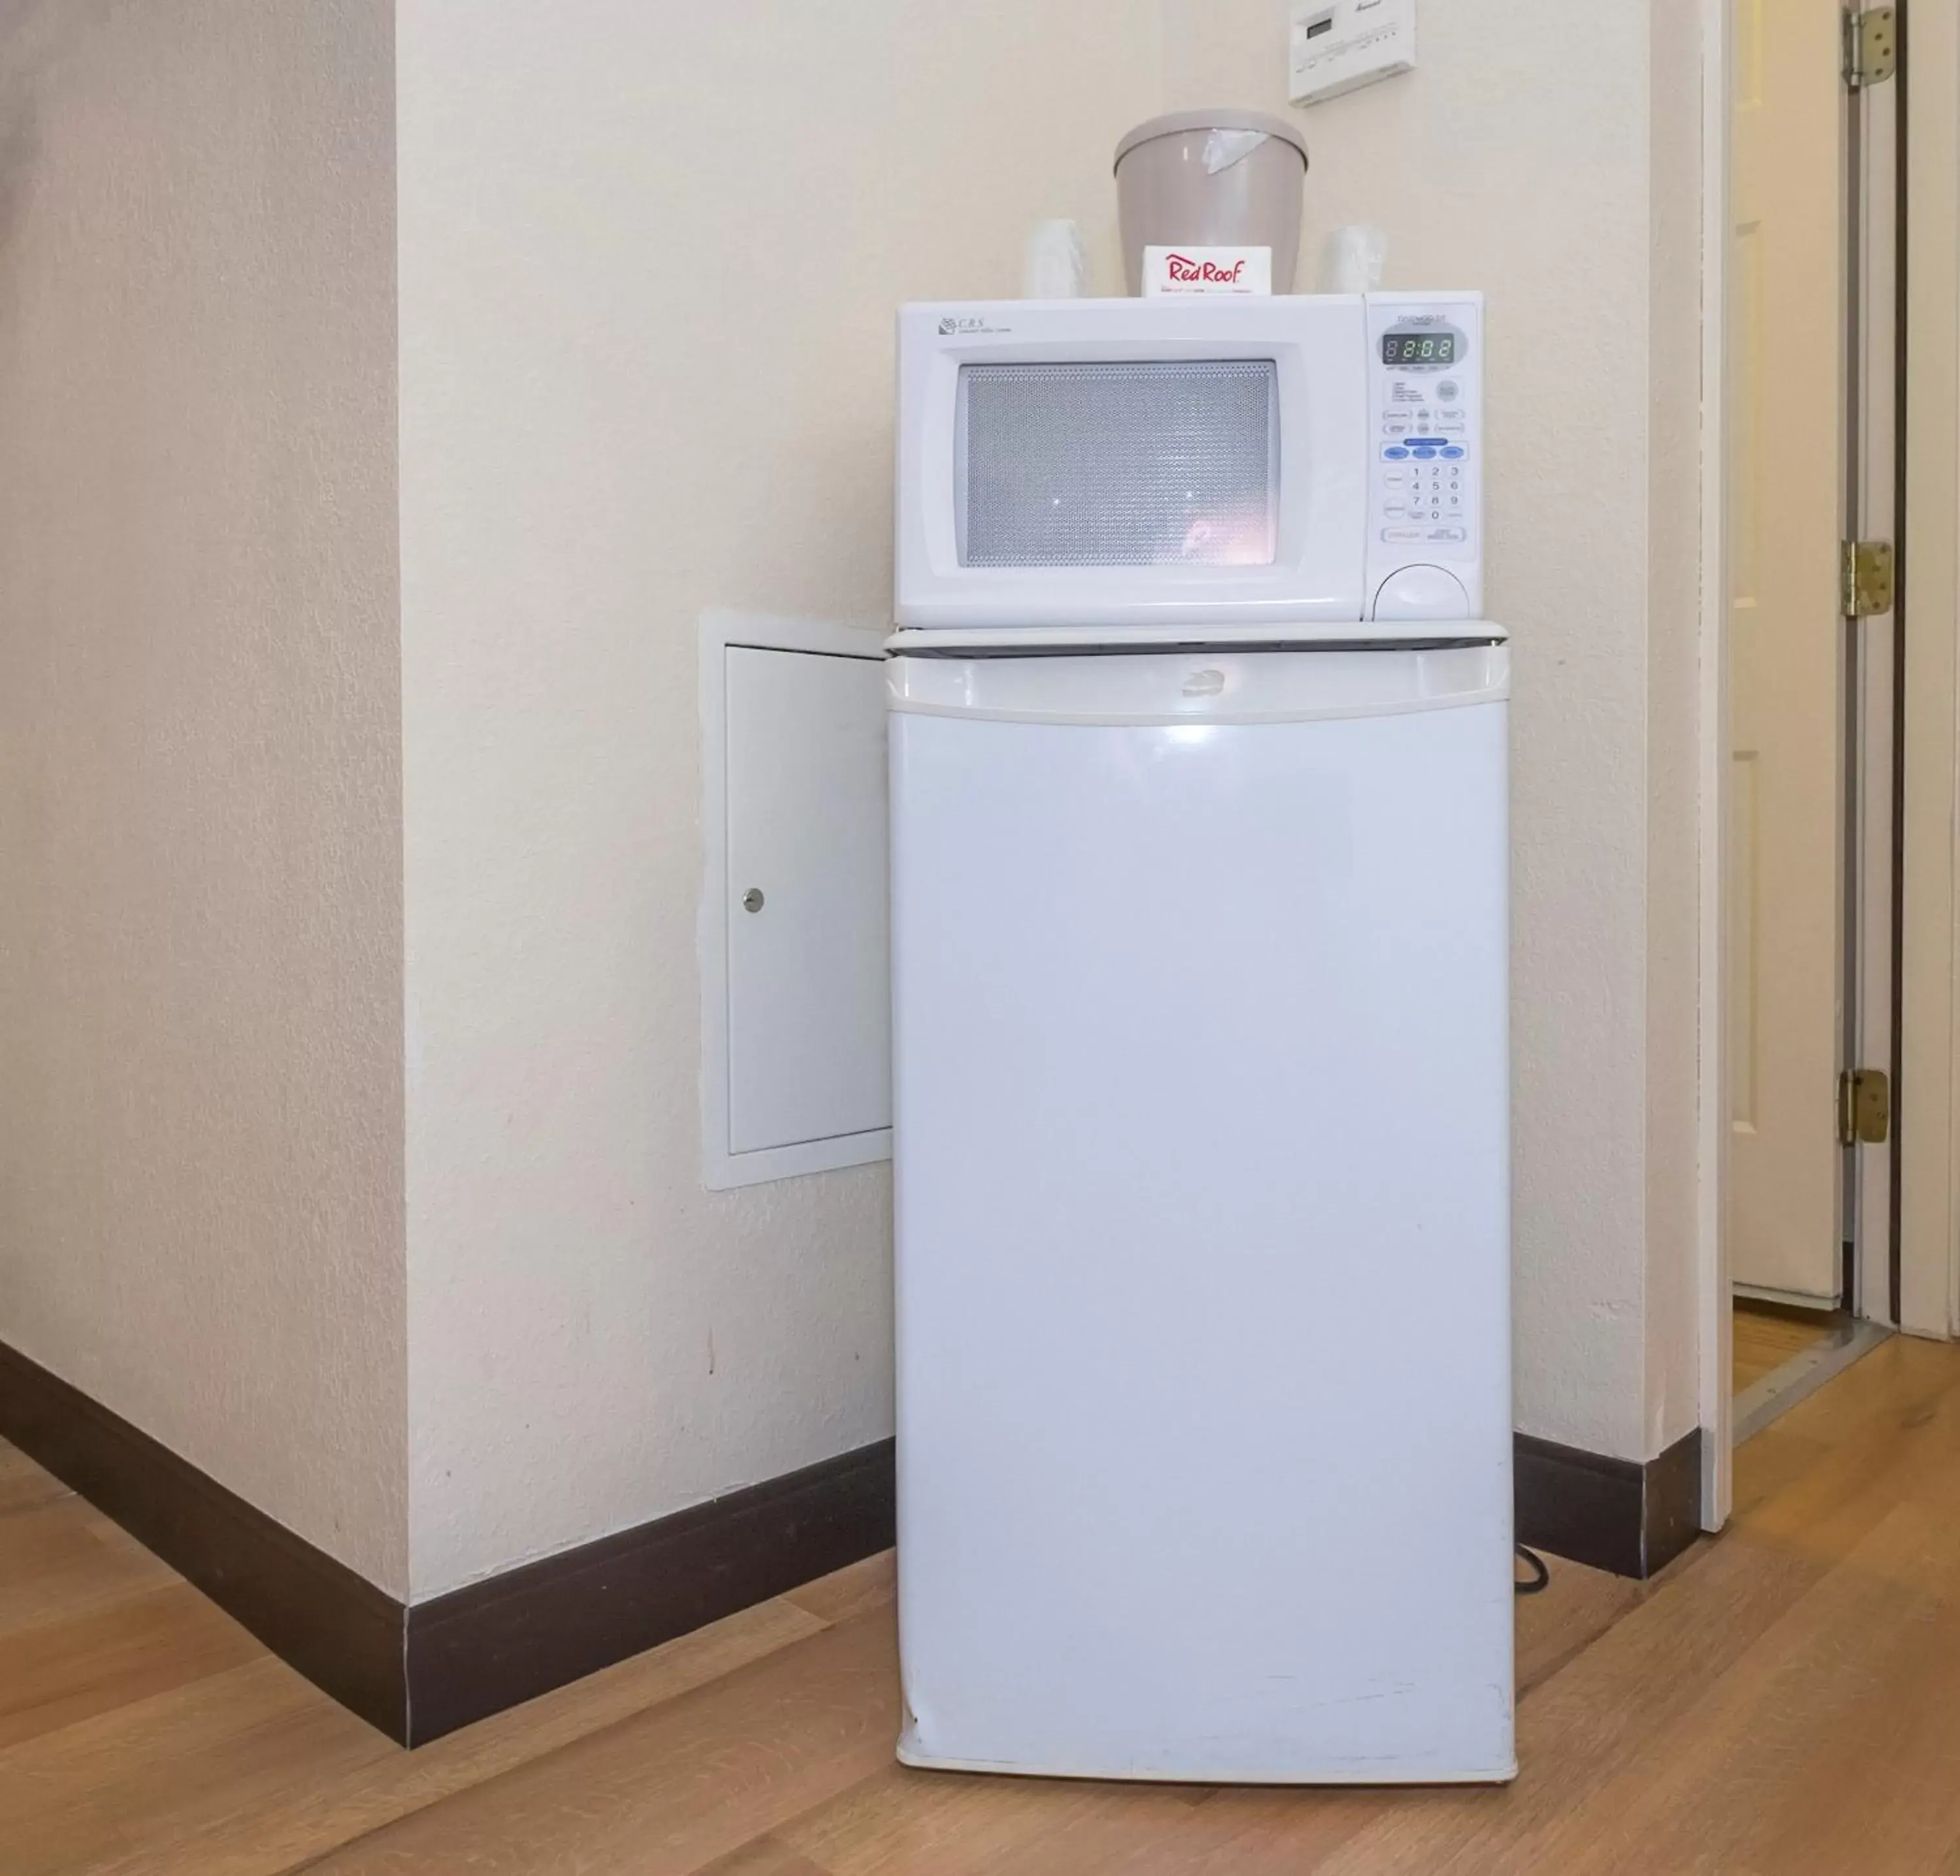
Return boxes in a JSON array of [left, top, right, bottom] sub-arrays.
[[1364, 293, 1482, 621]]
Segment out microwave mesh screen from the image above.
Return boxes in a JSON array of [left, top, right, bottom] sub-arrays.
[[958, 359, 1278, 568]]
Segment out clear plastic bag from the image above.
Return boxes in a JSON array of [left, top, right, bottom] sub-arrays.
[[1202, 128, 1270, 175]]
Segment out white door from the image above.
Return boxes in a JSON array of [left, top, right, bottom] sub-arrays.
[[1727, 0, 1846, 1302], [890, 645, 1514, 1783]]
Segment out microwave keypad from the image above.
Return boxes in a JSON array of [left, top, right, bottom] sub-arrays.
[[1384, 462, 1463, 517], [1375, 374, 1472, 547], [1365, 306, 1478, 595], [1380, 459, 1467, 543]]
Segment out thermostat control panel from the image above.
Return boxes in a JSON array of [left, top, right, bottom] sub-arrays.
[[1288, 0, 1416, 107]]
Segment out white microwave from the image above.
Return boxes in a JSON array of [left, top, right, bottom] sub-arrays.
[[894, 291, 1482, 632]]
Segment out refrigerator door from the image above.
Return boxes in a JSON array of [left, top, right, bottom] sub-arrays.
[[891, 644, 1512, 1784]]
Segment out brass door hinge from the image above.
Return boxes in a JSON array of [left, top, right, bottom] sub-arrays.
[[1838, 1068, 1891, 1146], [1845, 7, 1899, 89], [1842, 539, 1895, 617]]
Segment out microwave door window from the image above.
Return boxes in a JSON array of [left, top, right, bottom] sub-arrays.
[[957, 360, 1278, 568]]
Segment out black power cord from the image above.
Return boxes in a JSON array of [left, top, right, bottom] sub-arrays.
[[1514, 1544, 1550, 1596]]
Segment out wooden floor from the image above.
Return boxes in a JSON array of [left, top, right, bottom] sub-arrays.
[[8, 1332, 1960, 1872], [1733, 1297, 1845, 1393]]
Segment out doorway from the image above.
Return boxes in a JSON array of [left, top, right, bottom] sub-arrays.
[[1723, 0, 1901, 1438]]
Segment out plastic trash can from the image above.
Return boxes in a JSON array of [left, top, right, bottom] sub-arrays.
[[1115, 109, 1309, 295]]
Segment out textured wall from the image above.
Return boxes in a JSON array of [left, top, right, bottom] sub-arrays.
[[398, 0, 1707, 1597], [0, 0, 1699, 1604], [1158, 0, 1703, 1461], [395, 0, 1172, 1595], [0, 0, 406, 1589], [1642, 0, 1708, 1458]]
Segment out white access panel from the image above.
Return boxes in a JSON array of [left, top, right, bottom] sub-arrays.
[[711, 634, 890, 1176], [891, 643, 1513, 1783]]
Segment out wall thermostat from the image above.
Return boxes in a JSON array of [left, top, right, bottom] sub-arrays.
[[1288, 0, 1416, 107]]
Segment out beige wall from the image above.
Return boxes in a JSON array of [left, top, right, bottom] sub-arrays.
[[1643, 0, 1708, 1456], [1164, 0, 1706, 1461], [0, 1, 406, 1590], [400, 0, 1708, 1600], [395, 0, 1171, 1597], [1902, 0, 1960, 1342], [0, 0, 1708, 1606]]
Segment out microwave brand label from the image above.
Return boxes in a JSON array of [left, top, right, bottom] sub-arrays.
[[1143, 245, 1273, 297]]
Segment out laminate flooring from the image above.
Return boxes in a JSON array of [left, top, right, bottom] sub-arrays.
[[1734, 1298, 1846, 1393], [7, 1331, 1960, 1872]]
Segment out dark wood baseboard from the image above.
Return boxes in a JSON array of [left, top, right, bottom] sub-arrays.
[[0, 1339, 407, 1736], [3, 1332, 1699, 1742], [404, 1438, 895, 1744], [0, 1336, 895, 1747], [1516, 1425, 1705, 1579]]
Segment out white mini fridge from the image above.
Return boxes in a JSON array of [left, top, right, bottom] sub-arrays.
[[890, 634, 1514, 1785]]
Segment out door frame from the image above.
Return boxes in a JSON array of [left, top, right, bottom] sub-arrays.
[[1898, 0, 1960, 1341], [1697, 0, 1735, 1529], [1850, 0, 1901, 1327], [1699, 0, 1960, 1532]]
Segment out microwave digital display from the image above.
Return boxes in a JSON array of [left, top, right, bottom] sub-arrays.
[[1382, 331, 1457, 366], [957, 359, 1278, 568]]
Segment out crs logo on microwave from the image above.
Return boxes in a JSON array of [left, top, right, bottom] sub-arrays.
[[937, 314, 1013, 336]]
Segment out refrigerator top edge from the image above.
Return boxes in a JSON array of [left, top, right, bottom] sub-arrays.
[[884, 622, 1508, 653], [887, 641, 1510, 726]]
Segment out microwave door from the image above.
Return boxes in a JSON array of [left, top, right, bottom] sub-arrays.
[[895, 297, 1375, 631], [955, 359, 1280, 572]]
